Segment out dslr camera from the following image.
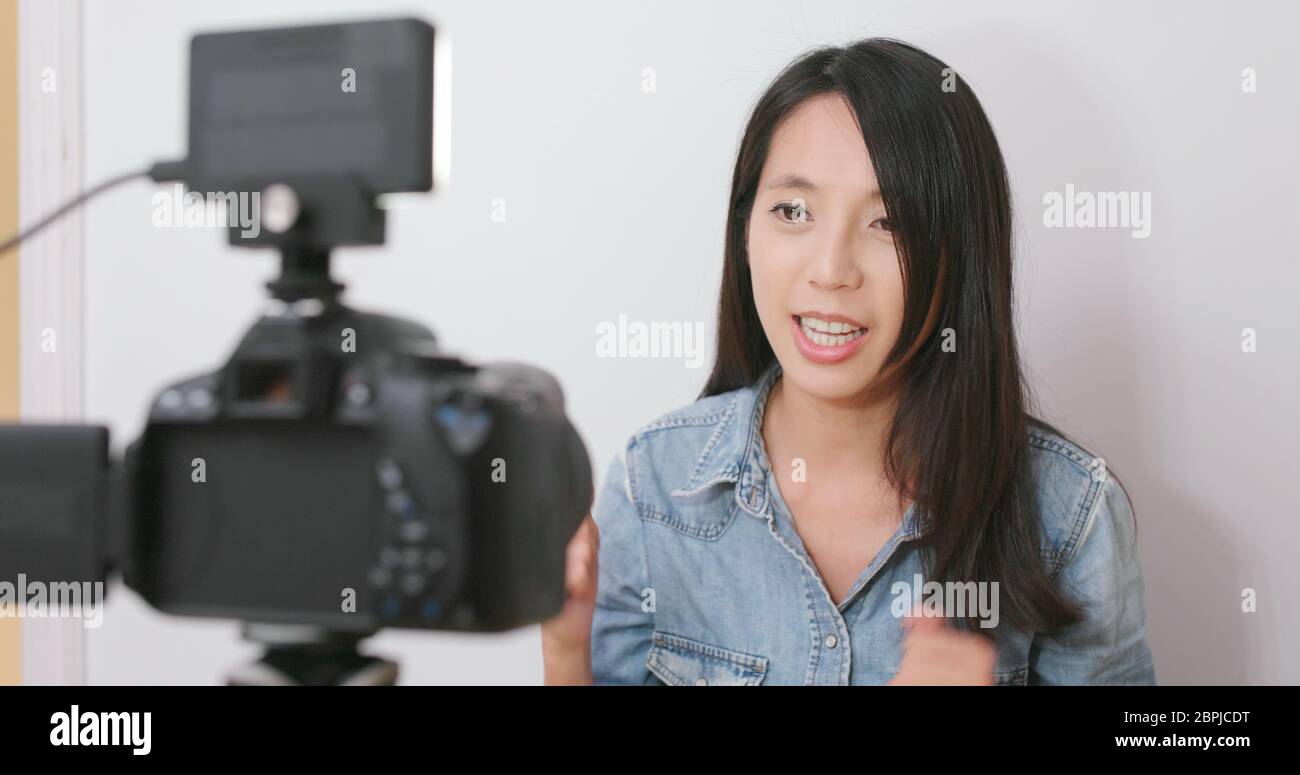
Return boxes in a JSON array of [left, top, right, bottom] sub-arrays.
[[0, 18, 592, 683]]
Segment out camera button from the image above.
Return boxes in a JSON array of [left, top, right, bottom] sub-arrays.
[[375, 457, 403, 490], [426, 548, 448, 573], [382, 596, 402, 620], [400, 573, 427, 596], [379, 547, 402, 568], [420, 600, 441, 621], [399, 520, 429, 543], [385, 490, 415, 517], [345, 382, 372, 407], [368, 567, 392, 588]]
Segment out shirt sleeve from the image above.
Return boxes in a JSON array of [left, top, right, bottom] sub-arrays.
[[589, 440, 659, 685], [1030, 475, 1158, 685]]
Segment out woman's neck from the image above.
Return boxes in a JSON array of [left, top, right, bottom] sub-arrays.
[[762, 371, 899, 479]]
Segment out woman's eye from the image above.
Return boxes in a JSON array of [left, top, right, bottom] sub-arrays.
[[870, 217, 895, 232], [771, 200, 811, 224]]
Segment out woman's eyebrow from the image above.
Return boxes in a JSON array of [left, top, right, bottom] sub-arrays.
[[762, 172, 882, 201], [764, 173, 817, 192]]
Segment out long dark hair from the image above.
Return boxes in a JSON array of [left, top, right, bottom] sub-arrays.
[[702, 39, 1081, 634]]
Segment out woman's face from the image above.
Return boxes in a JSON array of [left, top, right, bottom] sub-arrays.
[[747, 92, 907, 403]]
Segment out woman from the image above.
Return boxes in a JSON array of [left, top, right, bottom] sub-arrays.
[[542, 38, 1156, 685]]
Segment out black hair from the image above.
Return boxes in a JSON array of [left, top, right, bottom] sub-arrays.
[[703, 38, 1086, 633]]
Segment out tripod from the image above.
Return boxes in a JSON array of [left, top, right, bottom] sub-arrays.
[[226, 624, 400, 686]]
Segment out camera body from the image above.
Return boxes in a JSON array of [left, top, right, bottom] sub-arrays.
[[115, 302, 591, 633]]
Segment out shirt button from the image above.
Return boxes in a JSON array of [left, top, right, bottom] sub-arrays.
[[695, 677, 708, 686], [825, 634, 838, 649]]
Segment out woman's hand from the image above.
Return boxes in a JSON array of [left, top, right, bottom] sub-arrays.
[[541, 512, 599, 685], [888, 610, 997, 685]]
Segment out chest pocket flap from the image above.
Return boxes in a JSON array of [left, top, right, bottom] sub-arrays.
[[646, 631, 768, 686]]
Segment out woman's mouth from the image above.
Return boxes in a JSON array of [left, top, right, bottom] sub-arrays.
[[791, 314, 867, 364]]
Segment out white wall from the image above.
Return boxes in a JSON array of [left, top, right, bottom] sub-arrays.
[[77, 0, 1298, 684]]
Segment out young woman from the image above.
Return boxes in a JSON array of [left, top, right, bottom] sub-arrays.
[[542, 38, 1156, 685]]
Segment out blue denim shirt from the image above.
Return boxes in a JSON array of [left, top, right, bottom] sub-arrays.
[[590, 361, 1156, 685]]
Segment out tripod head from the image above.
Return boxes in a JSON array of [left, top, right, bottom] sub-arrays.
[[227, 625, 399, 686], [244, 179, 381, 303]]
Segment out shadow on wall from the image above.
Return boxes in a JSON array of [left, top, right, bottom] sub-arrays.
[[946, 26, 1247, 684]]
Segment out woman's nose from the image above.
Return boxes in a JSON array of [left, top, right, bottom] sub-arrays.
[[806, 227, 863, 291]]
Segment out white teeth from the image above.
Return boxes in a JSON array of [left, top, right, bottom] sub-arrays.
[[799, 317, 866, 347], [798, 315, 862, 334]]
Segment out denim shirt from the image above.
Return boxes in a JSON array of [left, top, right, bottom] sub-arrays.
[[590, 361, 1157, 685]]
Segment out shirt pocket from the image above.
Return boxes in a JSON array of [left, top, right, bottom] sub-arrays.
[[645, 631, 769, 686]]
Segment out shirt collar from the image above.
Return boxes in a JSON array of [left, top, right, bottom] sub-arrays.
[[674, 358, 926, 537], [671, 360, 782, 518]]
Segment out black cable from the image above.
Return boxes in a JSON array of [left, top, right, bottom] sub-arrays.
[[0, 160, 186, 256]]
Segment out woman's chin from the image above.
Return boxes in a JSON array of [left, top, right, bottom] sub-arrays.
[[778, 357, 881, 404]]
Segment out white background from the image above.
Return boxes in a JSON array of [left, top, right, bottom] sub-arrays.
[[71, 0, 1298, 684]]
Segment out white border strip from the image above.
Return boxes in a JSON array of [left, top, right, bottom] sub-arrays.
[[18, 0, 86, 686]]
